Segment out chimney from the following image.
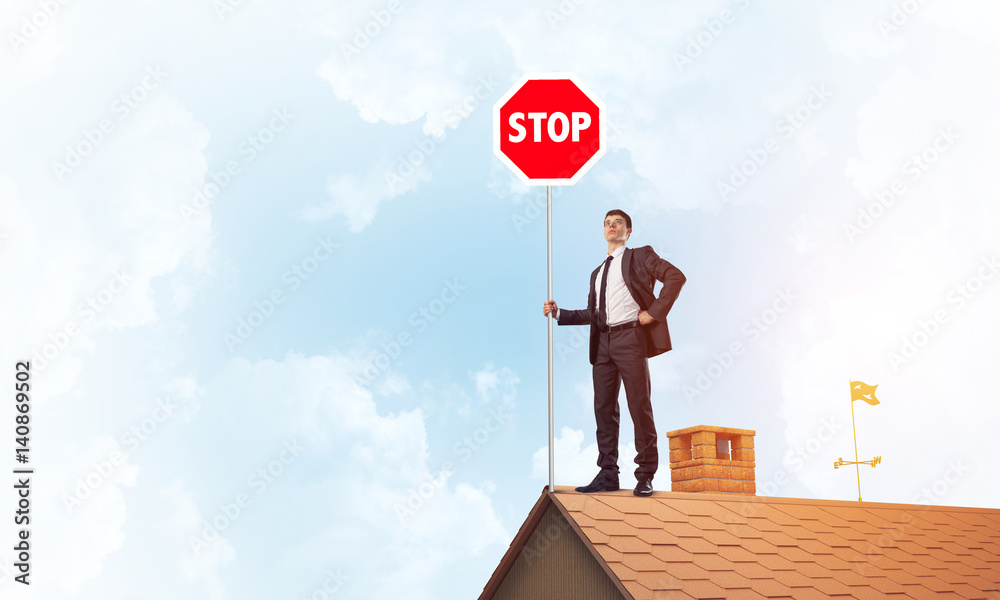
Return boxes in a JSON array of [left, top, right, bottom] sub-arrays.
[[666, 425, 756, 495]]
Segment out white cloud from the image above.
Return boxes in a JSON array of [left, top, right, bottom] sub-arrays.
[[918, 0, 1000, 46], [312, 2, 504, 137], [0, 16, 224, 595], [304, 1, 513, 231], [0, 2, 66, 91], [196, 351, 511, 597], [299, 157, 429, 232], [772, 45, 1000, 506], [1, 92, 215, 360], [375, 372, 414, 396], [0, 94, 216, 593], [820, 2, 905, 62], [0, 435, 136, 597], [472, 362, 519, 413], [532, 426, 640, 489], [309, 1, 916, 226], [161, 479, 237, 600]]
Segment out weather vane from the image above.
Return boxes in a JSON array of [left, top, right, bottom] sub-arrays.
[[834, 380, 882, 502]]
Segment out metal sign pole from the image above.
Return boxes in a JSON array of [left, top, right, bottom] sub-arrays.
[[851, 381, 861, 502], [547, 184, 554, 493], [493, 74, 605, 495]]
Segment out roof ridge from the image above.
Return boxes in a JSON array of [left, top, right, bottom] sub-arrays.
[[550, 485, 1000, 514]]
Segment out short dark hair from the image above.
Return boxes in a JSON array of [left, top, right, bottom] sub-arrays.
[[605, 209, 632, 230]]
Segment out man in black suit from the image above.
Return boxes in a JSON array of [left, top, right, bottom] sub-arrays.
[[543, 209, 685, 496]]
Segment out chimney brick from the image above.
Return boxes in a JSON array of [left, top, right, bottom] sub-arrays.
[[692, 444, 716, 460], [668, 436, 691, 451], [665, 425, 757, 496], [691, 431, 716, 446], [719, 479, 744, 493], [669, 448, 692, 463]]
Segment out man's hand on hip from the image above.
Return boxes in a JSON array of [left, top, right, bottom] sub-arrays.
[[638, 310, 655, 326]]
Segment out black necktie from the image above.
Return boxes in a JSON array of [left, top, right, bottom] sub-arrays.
[[598, 256, 613, 327]]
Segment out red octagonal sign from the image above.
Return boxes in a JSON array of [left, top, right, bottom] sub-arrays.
[[493, 73, 606, 186]]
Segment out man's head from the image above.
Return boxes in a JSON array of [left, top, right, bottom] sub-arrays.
[[604, 209, 632, 244]]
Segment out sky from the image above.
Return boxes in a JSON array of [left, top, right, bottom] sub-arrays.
[[1, 0, 999, 598]]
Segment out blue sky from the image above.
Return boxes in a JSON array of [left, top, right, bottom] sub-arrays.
[[2, 0, 1000, 598]]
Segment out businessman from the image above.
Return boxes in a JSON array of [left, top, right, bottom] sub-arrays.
[[543, 209, 685, 496]]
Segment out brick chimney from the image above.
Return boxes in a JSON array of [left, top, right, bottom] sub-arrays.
[[666, 425, 756, 495]]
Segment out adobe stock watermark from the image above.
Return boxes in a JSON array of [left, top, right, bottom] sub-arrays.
[[354, 278, 467, 386], [211, 0, 253, 21], [394, 403, 511, 523], [30, 269, 132, 372], [384, 75, 499, 194], [51, 65, 167, 182], [180, 107, 295, 222], [886, 255, 998, 370], [543, 0, 591, 30], [673, 0, 753, 72], [732, 415, 841, 519], [224, 236, 337, 352], [782, 417, 843, 475], [682, 288, 797, 402], [189, 439, 305, 556], [340, 0, 403, 63], [554, 327, 588, 365], [878, 0, 930, 41], [716, 84, 833, 202], [910, 459, 971, 506], [853, 457, 971, 578], [61, 395, 181, 513], [844, 127, 957, 242], [299, 567, 349, 600], [7, 0, 74, 55], [522, 510, 572, 564]]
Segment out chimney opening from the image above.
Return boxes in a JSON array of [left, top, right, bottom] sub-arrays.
[[717, 438, 731, 460]]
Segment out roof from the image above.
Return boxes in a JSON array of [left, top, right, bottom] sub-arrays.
[[480, 486, 1000, 600]]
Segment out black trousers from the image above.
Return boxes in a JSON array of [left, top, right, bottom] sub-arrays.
[[593, 326, 658, 480]]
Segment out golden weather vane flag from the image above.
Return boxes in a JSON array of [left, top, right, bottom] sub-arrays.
[[834, 380, 882, 502], [850, 380, 880, 405]]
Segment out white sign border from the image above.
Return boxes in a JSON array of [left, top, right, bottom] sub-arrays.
[[492, 72, 607, 187]]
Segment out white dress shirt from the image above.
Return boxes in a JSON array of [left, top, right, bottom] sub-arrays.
[[596, 245, 640, 326], [556, 245, 640, 326]]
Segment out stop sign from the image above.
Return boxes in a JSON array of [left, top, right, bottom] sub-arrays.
[[493, 73, 605, 186]]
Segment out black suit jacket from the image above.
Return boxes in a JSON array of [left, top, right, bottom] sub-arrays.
[[557, 245, 686, 365]]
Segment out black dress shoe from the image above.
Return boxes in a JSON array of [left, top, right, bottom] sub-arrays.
[[575, 472, 620, 493], [634, 477, 653, 497]]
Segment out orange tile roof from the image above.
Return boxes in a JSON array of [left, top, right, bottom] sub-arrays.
[[480, 486, 1000, 600]]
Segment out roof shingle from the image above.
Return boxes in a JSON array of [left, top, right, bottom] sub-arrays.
[[548, 486, 1000, 600]]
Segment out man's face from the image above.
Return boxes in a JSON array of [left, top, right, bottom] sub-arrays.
[[604, 215, 631, 243]]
